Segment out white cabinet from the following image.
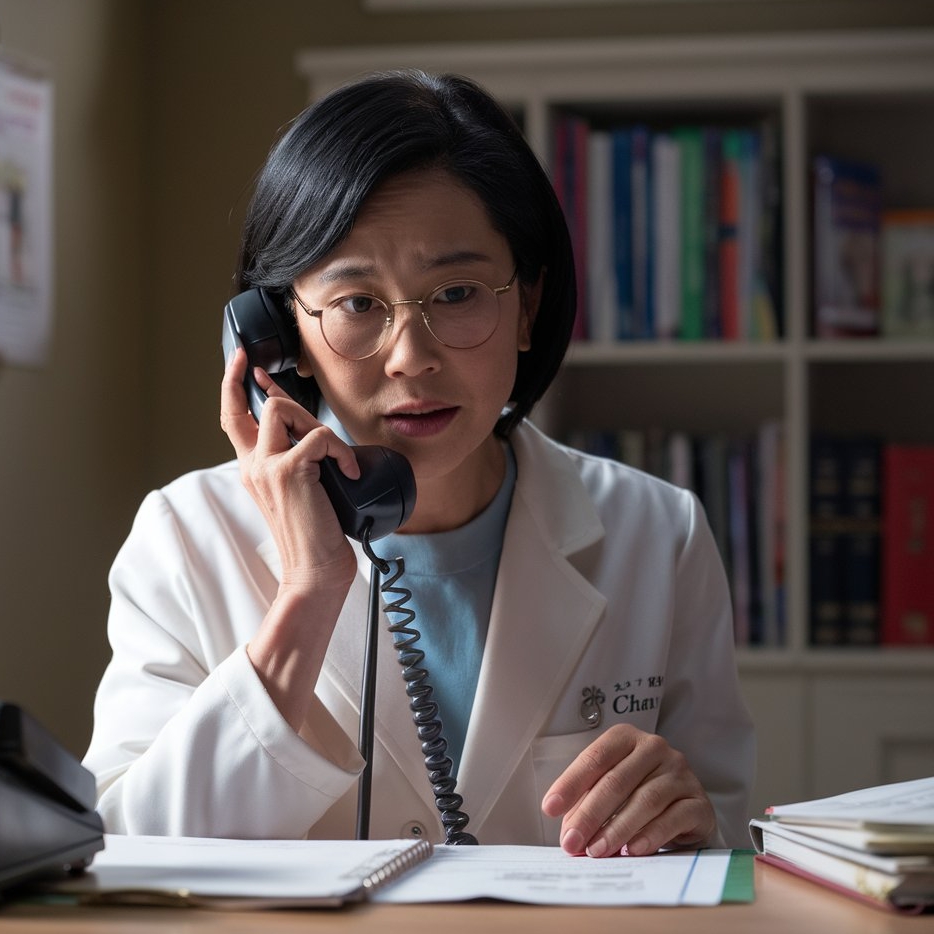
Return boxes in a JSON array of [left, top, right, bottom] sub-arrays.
[[298, 32, 934, 818]]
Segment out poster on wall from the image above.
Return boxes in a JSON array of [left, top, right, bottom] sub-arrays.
[[0, 55, 53, 368]]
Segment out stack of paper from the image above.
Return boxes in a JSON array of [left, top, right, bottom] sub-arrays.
[[749, 776, 934, 913]]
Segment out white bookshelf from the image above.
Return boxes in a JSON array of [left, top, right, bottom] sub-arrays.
[[298, 31, 934, 817]]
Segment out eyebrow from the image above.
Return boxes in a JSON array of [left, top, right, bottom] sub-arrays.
[[315, 251, 496, 285]]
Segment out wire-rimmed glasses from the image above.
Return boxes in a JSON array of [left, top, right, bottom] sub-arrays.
[[292, 268, 518, 361]]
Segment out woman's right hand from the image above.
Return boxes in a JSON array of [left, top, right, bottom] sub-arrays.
[[220, 347, 361, 728]]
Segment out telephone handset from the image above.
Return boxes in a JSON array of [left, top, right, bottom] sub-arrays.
[[222, 288, 415, 542], [222, 287, 476, 845]]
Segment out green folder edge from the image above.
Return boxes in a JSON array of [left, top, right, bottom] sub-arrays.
[[721, 849, 756, 903]]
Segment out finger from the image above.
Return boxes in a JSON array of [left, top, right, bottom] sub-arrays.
[[542, 724, 642, 822], [589, 781, 714, 857], [551, 731, 670, 855], [220, 348, 259, 452]]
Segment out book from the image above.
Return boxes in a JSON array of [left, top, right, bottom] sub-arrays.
[[586, 129, 617, 343], [749, 776, 934, 913], [812, 155, 882, 338], [718, 130, 743, 340], [674, 125, 704, 341], [43, 835, 433, 909], [840, 437, 882, 646], [651, 130, 681, 340], [881, 209, 934, 340], [750, 820, 934, 913], [808, 436, 847, 646], [881, 444, 934, 645], [611, 127, 635, 339]]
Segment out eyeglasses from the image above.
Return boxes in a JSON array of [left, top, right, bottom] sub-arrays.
[[292, 268, 518, 361]]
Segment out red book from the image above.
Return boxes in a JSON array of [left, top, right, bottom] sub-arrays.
[[881, 445, 934, 645]]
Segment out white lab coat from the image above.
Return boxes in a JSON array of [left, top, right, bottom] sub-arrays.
[[84, 420, 755, 848]]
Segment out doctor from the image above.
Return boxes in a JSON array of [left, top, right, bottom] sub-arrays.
[[84, 70, 755, 856]]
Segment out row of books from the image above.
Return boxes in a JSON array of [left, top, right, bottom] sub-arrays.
[[813, 155, 934, 340], [552, 114, 783, 344], [809, 438, 934, 648], [565, 422, 786, 648]]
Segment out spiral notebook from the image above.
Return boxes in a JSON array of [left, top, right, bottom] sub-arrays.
[[43, 834, 433, 909]]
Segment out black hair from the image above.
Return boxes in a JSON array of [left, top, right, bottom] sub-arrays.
[[236, 69, 576, 435]]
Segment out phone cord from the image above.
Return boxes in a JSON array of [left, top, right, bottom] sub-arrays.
[[362, 534, 478, 846]]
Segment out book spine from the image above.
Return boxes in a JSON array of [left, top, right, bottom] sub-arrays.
[[809, 436, 846, 646], [812, 155, 882, 338], [841, 438, 882, 646], [881, 444, 934, 645], [675, 125, 705, 341], [702, 126, 723, 339], [612, 128, 635, 340], [651, 131, 681, 340], [586, 130, 617, 343], [719, 130, 742, 341], [630, 125, 653, 339]]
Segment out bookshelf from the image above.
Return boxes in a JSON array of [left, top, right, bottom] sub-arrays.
[[297, 32, 934, 817]]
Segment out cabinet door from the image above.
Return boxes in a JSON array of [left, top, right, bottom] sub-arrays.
[[810, 675, 934, 798], [738, 671, 808, 819]]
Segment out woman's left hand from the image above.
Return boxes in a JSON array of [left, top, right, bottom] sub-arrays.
[[541, 723, 717, 858]]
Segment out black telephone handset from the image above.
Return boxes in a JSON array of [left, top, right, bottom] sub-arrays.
[[222, 288, 415, 542]]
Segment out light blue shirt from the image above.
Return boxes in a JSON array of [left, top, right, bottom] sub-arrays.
[[379, 443, 517, 775]]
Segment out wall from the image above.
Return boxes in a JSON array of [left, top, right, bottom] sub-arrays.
[[0, 0, 145, 754], [1, 0, 933, 757]]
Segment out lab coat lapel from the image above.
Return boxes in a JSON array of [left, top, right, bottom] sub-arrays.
[[457, 423, 608, 831]]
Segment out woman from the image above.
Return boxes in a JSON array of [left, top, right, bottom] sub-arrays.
[[84, 70, 755, 856]]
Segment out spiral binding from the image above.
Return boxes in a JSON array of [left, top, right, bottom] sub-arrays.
[[362, 532, 478, 846]]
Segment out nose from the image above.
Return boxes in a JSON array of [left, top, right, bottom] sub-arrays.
[[382, 302, 441, 377]]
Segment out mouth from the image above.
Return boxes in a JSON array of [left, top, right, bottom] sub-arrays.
[[383, 406, 459, 438]]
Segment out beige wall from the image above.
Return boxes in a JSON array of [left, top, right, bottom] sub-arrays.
[[2, 0, 934, 757]]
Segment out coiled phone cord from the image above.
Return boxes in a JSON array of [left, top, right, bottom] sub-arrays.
[[361, 531, 478, 846]]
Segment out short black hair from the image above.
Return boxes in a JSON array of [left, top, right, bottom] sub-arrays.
[[236, 69, 576, 435]]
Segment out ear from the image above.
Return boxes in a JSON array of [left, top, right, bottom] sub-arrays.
[[517, 270, 543, 351], [296, 350, 314, 378]]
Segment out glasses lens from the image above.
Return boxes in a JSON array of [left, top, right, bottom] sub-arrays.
[[321, 295, 392, 360], [424, 281, 501, 349]]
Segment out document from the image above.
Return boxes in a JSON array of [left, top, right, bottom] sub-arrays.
[[373, 845, 742, 907], [765, 776, 934, 829], [43, 835, 748, 909]]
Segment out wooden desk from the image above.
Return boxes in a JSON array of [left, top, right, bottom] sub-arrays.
[[0, 861, 927, 933]]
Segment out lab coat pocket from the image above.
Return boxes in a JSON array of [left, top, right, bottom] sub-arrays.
[[531, 730, 600, 844]]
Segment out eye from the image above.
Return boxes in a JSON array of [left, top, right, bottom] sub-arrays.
[[333, 294, 382, 315], [433, 283, 477, 306]]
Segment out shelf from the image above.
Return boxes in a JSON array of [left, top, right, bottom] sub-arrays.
[[563, 340, 788, 366], [298, 30, 934, 810], [737, 646, 934, 674]]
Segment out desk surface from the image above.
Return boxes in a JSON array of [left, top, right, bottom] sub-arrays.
[[0, 861, 927, 933]]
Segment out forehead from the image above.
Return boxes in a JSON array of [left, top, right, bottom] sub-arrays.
[[320, 167, 511, 273]]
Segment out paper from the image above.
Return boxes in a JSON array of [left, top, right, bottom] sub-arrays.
[[48, 834, 431, 908], [766, 776, 934, 828], [373, 845, 734, 906], [0, 55, 54, 367]]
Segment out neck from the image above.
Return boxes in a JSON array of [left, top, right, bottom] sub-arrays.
[[400, 436, 505, 534]]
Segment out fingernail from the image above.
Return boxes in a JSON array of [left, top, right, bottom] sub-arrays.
[[586, 837, 608, 858], [561, 828, 585, 854]]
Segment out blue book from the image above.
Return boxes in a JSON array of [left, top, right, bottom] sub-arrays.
[[611, 128, 634, 339]]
